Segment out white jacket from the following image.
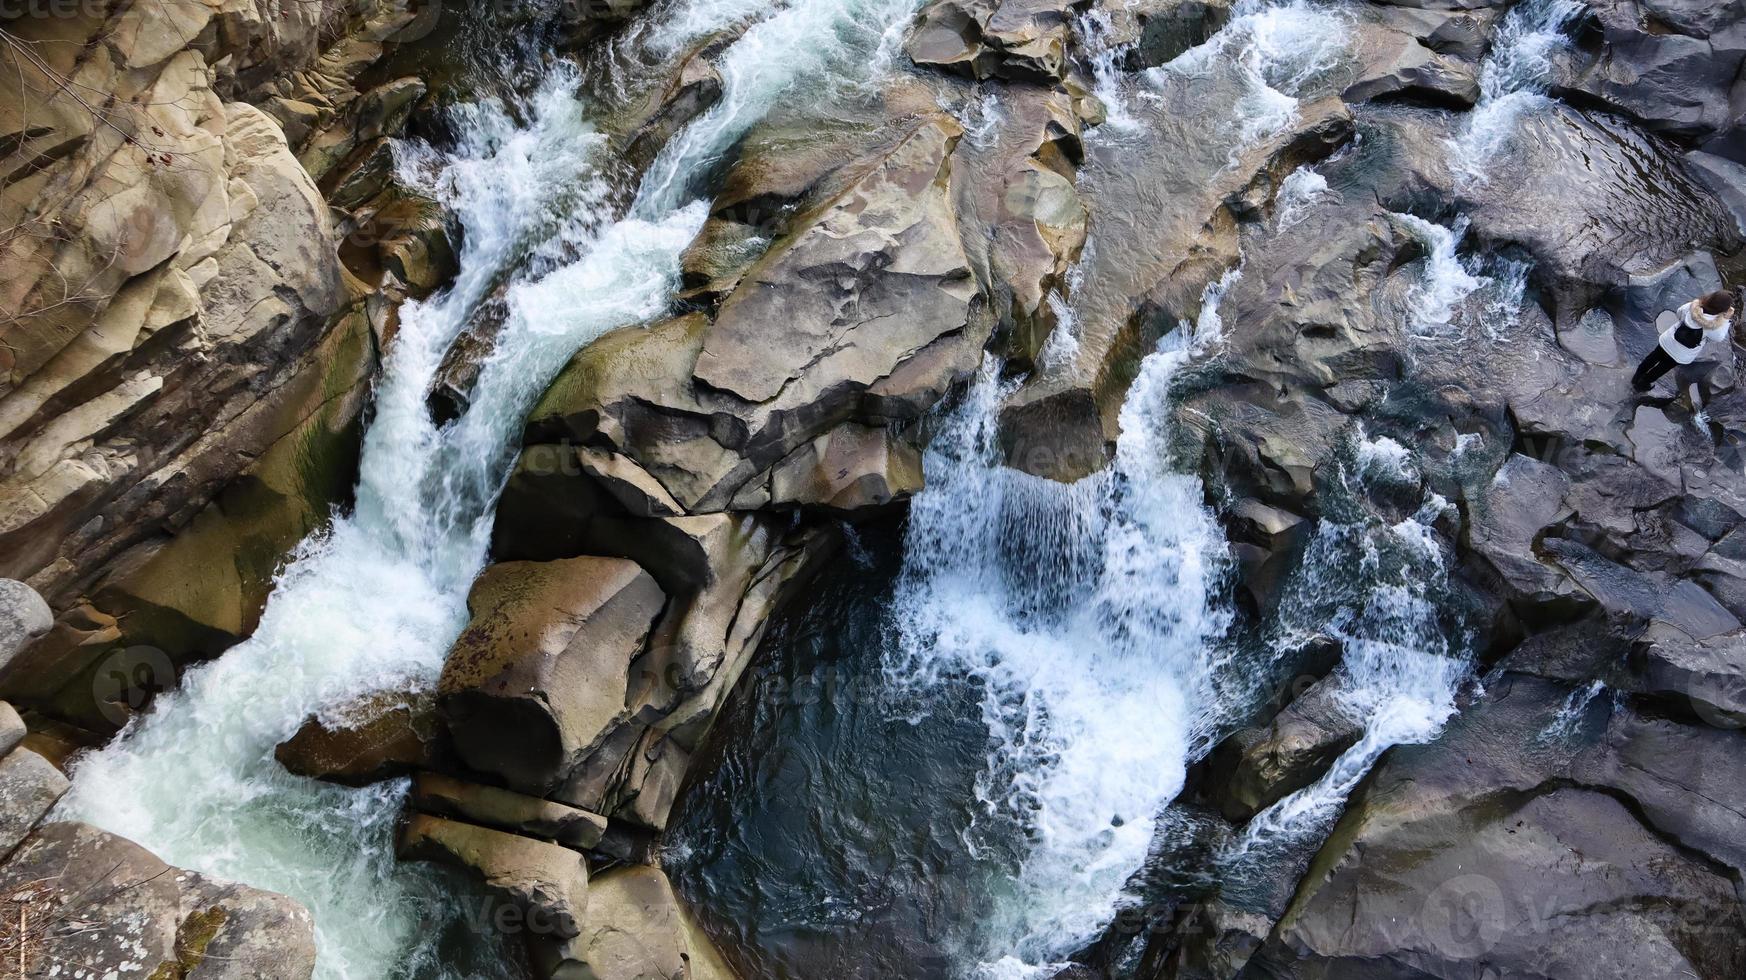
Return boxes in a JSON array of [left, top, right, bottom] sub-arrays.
[[1657, 301, 1734, 365]]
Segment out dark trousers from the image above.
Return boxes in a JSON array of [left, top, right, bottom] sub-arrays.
[[1632, 347, 1679, 392]]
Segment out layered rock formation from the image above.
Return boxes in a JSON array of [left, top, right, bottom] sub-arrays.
[[9, 0, 1746, 978], [0, 578, 312, 977], [0, 0, 445, 731]]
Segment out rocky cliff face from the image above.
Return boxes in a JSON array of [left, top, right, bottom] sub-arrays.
[[0, 0, 449, 732], [0, 1, 449, 975]]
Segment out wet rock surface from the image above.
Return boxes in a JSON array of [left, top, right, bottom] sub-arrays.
[[9, 0, 1746, 978]]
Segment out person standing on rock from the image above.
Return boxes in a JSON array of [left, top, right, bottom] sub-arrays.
[[1631, 290, 1738, 405]]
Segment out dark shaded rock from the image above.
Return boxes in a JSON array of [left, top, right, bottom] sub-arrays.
[[1250, 672, 1746, 980], [275, 689, 449, 786], [1552, 0, 1746, 148], [1629, 621, 1746, 726], [1211, 673, 1362, 822], [410, 772, 609, 850], [906, 0, 1074, 82], [1100, 0, 1234, 68]]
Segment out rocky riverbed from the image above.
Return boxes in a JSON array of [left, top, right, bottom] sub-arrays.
[[3, 0, 1746, 977]]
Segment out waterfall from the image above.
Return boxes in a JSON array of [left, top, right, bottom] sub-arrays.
[[1450, 0, 1583, 183], [1167, 0, 1350, 157], [1274, 164, 1331, 230], [886, 325, 1236, 976], [55, 0, 927, 976], [1220, 432, 1471, 879]]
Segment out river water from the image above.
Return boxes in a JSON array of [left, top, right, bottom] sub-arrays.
[[56, 0, 928, 975], [55, 0, 1578, 977]]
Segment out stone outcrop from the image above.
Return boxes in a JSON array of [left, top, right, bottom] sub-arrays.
[[438, 556, 667, 797], [0, 0, 445, 731], [276, 689, 451, 785], [0, 581, 310, 976], [1248, 669, 1746, 979], [0, 821, 317, 979]]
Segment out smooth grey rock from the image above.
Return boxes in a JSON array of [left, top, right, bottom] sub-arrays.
[[0, 821, 315, 979], [0, 746, 67, 854], [0, 701, 24, 759], [0, 579, 51, 674]]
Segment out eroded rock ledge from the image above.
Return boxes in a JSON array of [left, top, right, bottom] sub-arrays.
[[0, 0, 450, 732]]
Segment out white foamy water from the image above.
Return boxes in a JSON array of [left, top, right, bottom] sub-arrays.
[[1167, 0, 1349, 157], [1540, 679, 1607, 741], [57, 0, 927, 975], [1224, 442, 1470, 870], [1450, 0, 1583, 184], [1274, 164, 1330, 230], [1075, 5, 1142, 133], [1396, 212, 1533, 341], [888, 324, 1235, 976]]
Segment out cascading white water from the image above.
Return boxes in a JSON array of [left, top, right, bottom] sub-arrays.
[[1450, 0, 1583, 183], [1395, 212, 1532, 342], [1075, 6, 1143, 133], [1539, 678, 1606, 741], [56, 0, 928, 975], [1168, 0, 1349, 156], [868, 5, 1349, 973], [1274, 164, 1331, 230], [887, 326, 1235, 977], [1221, 432, 1470, 871]]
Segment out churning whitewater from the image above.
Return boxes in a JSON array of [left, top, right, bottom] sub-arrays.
[[51, 0, 1590, 976], [56, 0, 927, 975]]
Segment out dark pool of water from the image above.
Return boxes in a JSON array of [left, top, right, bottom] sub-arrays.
[[667, 516, 1026, 980]]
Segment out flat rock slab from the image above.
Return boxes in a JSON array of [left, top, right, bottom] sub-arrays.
[[0, 821, 315, 979]]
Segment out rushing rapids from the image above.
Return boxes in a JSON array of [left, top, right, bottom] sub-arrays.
[[55, 0, 931, 974], [9, 0, 1745, 978]]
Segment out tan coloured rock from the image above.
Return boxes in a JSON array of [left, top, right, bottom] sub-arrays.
[[399, 814, 589, 941], [906, 0, 1075, 82], [0, 0, 403, 639], [563, 865, 689, 980], [0, 821, 316, 979], [276, 689, 448, 785], [525, 113, 991, 516], [438, 558, 666, 795], [411, 772, 609, 850]]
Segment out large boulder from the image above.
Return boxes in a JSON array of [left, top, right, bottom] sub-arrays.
[[1552, 0, 1746, 149], [519, 112, 992, 520], [438, 557, 666, 796], [0, 581, 51, 673], [906, 0, 1076, 82], [275, 688, 450, 786], [0, 747, 68, 854], [398, 814, 588, 943], [0, 821, 315, 979], [560, 865, 690, 980], [1250, 672, 1746, 978]]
